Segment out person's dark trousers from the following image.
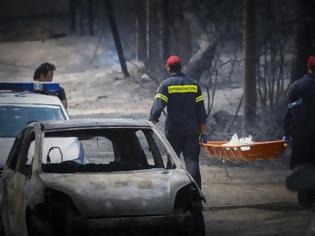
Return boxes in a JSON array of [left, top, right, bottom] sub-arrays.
[[166, 134, 201, 188], [290, 132, 315, 208], [290, 133, 314, 170]]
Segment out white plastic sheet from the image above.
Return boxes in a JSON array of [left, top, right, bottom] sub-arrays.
[[222, 133, 254, 146]]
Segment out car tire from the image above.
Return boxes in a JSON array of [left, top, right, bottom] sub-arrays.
[[27, 209, 53, 236], [54, 205, 86, 236], [192, 211, 206, 236], [298, 190, 315, 209], [182, 211, 205, 236], [0, 218, 5, 236]]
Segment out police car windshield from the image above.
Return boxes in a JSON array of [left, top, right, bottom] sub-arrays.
[[0, 105, 65, 137]]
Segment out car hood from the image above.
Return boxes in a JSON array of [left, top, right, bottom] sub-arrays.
[[40, 168, 192, 218], [0, 138, 15, 167]]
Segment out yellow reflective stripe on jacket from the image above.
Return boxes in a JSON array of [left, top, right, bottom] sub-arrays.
[[167, 85, 198, 94], [155, 93, 168, 103], [196, 95, 204, 103]]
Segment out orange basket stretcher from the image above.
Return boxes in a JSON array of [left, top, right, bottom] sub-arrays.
[[201, 140, 286, 162]]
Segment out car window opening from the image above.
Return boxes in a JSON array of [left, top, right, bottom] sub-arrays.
[[38, 128, 173, 173]]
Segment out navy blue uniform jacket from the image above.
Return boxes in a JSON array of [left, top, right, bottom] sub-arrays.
[[283, 73, 315, 136], [149, 72, 207, 136]]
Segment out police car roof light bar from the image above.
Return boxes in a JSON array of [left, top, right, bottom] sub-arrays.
[[0, 82, 60, 93]]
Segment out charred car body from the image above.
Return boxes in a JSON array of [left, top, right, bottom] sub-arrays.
[[0, 118, 205, 236]]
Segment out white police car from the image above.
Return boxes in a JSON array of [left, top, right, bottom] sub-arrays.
[[0, 82, 69, 173]]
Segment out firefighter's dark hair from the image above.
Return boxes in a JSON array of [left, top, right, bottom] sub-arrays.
[[169, 64, 182, 73], [33, 62, 56, 81]]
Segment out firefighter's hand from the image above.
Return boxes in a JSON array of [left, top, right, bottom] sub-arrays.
[[199, 134, 208, 144], [283, 135, 292, 145]]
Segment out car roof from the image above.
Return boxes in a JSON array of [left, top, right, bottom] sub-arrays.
[[0, 92, 63, 106], [36, 118, 151, 131]]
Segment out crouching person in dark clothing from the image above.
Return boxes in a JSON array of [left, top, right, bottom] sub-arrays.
[[149, 55, 207, 188], [283, 55, 315, 207]]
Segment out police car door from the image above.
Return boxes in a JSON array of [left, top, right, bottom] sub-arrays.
[[5, 127, 34, 236]]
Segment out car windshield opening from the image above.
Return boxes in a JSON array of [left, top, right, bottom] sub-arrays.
[[0, 105, 65, 137], [41, 128, 172, 173]]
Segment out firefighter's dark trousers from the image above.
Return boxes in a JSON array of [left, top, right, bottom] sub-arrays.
[[167, 134, 201, 188], [290, 133, 315, 170]]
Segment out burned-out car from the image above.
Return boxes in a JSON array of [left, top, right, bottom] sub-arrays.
[[0, 118, 205, 236]]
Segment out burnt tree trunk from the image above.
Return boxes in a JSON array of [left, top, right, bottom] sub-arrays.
[[162, 0, 170, 61], [183, 42, 217, 80], [104, 0, 129, 77], [136, 0, 147, 62], [291, 0, 315, 81], [69, 0, 76, 33], [88, 0, 94, 36], [243, 0, 257, 134], [79, 0, 85, 36], [169, 0, 192, 65], [148, 0, 161, 73]]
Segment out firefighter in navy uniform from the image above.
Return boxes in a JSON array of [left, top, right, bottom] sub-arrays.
[[283, 55, 315, 207], [149, 55, 207, 188]]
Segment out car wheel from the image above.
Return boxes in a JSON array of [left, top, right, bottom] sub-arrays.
[[27, 209, 53, 236], [182, 211, 205, 236], [0, 218, 5, 236], [298, 190, 315, 208], [54, 205, 86, 236]]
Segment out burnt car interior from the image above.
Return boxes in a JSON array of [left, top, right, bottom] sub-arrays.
[[41, 128, 175, 173]]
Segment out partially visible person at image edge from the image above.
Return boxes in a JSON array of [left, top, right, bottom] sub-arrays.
[[149, 55, 207, 188], [33, 62, 68, 109], [283, 55, 315, 169]]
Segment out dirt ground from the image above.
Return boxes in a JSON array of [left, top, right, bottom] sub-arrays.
[[199, 150, 313, 236]]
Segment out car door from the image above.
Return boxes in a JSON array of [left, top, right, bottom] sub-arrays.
[[5, 127, 35, 236], [0, 129, 27, 235]]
